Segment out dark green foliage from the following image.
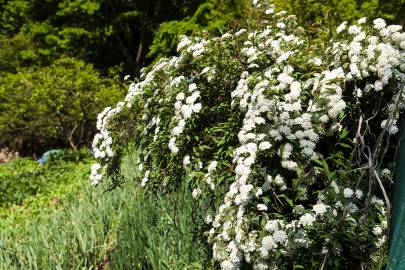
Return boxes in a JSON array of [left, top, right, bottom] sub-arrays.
[[273, 0, 405, 29], [147, 0, 249, 63], [0, 0, 206, 73]]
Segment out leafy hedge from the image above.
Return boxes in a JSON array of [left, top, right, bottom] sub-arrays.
[[90, 0, 404, 269], [0, 57, 124, 155]]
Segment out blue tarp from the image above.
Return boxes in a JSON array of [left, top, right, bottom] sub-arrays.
[[37, 149, 63, 164]]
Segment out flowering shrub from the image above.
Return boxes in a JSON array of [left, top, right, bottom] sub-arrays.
[[90, 0, 405, 268]]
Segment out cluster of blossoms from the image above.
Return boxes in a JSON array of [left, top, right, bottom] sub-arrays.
[[169, 82, 202, 154], [91, 102, 125, 184], [90, 0, 404, 268], [332, 17, 405, 134]]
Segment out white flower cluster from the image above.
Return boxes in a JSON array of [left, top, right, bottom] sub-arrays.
[[177, 35, 209, 58], [91, 103, 125, 185], [201, 160, 218, 191], [206, 1, 403, 268], [169, 83, 202, 154], [332, 17, 405, 133], [90, 56, 181, 185], [89, 163, 104, 185]]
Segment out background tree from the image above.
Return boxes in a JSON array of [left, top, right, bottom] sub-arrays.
[[0, 57, 124, 155]]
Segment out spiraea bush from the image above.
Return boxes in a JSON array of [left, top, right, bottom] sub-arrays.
[[90, 0, 405, 268]]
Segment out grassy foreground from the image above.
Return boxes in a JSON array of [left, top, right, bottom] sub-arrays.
[[0, 150, 211, 269]]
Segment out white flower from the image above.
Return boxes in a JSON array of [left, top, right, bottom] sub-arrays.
[[299, 213, 316, 227], [277, 73, 294, 85], [387, 25, 403, 34], [336, 21, 347, 33], [192, 188, 202, 199], [208, 160, 218, 173], [91, 163, 101, 172], [343, 188, 354, 198], [192, 103, 202, 113], [188, 83, 197, 92], [274, 174, 285, 186], [183, 155, 191, 166], [177, 35, 192, 51], [272, 230, 287, 244], [262, 236, 277, 251], [255, 188, 263, 197], [259, 141, 272, 150], [176, 92, 185, 101], [373, 18, 386, 30], [168, 138, 179, 154], [372, 226, 383, 236], [141, 170, 150, 187], [181, 104, 193, 119], [281, 160, 298, 171], [186, 91, 200, 104], [388, 125, 398, 135], [290, 81, 302, 99], [348, 25, 362, 35], [246, 142, 258, 153], [276, 22, 286, 29], [235, 28, 247, 36], [171, 125, 184, 136], [313, 203, 329, 216], [312, 57, 322, 66], [381, 168, 391, 176], [90, 163, 104, 185], [357, 17, 367, 24], [257, 204, 268, 211], [355, 189, 364, 199], [400, 40, 405, 50], [265, 220, 282, 232], [277, 51, 294, 63]]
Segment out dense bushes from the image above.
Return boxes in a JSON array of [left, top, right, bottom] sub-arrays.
[[0, 57, 124, 155], [90, 0, 405, 268], [0, 149, 92, 227]]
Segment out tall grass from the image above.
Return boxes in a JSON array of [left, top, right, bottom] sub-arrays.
[[0, 150, 211, 269]]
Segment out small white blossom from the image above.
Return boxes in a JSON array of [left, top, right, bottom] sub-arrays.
[[192, 188, 202, 199], [183, 155, 191, 166], [344, 188, 354, 198], [257, 204, 268, 211], [299, 213, 316, 227], [372, 226, 383, 236], [313, 203, 329, 216]]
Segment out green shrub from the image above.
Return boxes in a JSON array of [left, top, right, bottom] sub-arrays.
[[0, 148, 93, 230], [0, 57, 124, 155]]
